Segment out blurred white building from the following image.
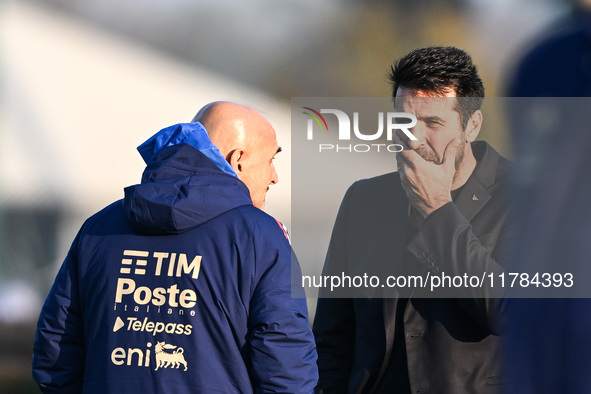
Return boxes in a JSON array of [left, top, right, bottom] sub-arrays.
[[0, 1, 292, 322]]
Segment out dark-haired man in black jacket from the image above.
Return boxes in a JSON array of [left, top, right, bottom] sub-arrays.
[[313, 47, 510, 394]]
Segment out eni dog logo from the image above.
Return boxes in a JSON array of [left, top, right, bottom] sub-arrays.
[[110, 340, 189, 370], [154, 341, 188, 371]]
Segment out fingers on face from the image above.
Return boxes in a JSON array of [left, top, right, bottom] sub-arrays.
[[396, 145, 424, 172], [394, 129, 425, 164], [392, 129, 411, 149], [441, 138, 460, 167]]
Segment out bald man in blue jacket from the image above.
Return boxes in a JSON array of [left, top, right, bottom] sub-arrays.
[[32, 102, 318, 393]]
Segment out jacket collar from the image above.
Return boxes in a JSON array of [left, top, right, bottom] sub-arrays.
[[453, 141, 500, 222]]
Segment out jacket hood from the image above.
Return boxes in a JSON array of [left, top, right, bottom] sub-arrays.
[[124, 143, 252, 235], [137, 122, 237, 177]]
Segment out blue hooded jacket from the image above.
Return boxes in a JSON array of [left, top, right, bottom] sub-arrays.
[[32, 123, 318, 393]]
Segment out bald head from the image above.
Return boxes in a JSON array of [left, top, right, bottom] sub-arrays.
[[193, 102, 264, 158], [192, 101, 280, 210]]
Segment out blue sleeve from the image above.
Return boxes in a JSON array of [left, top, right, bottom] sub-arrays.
[[247, 219, 318, 394], [32, 233, 85, 393]]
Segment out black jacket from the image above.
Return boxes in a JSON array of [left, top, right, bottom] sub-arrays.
[[313, 141, 512, 394]]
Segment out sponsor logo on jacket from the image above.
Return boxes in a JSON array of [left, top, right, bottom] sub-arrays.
[[114, 250, 201, 310], [111, 340, 189, 371]]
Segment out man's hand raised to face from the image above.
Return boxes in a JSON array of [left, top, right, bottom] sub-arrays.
[[393, 130, 462, 218]]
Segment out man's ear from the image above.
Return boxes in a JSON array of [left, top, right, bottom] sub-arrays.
[[465, 110, 482, 142], [227, 149, 244, 174]]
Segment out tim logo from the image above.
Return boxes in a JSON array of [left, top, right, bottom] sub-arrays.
[[154, 341, 188, 371], [302, 107, 418, 141]]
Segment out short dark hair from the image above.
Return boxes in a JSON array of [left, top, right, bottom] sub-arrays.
[[388, 46, 484, 129]]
